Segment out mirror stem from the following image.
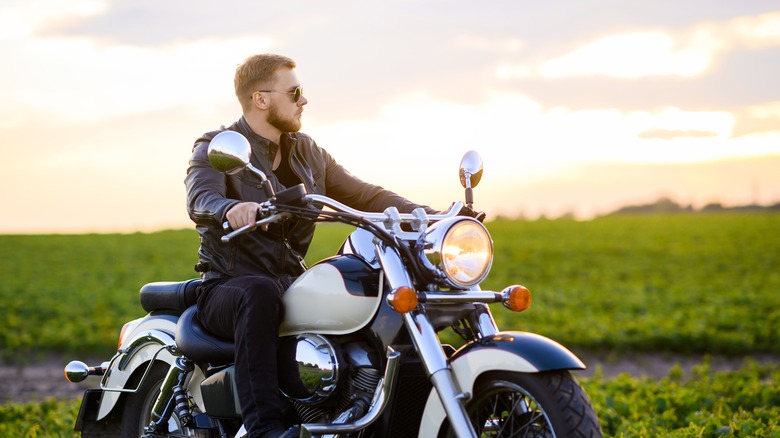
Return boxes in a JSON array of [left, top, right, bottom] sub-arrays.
[[245, 163, 277, 200], [464, 172, 474, 208], [262, 181, 276, 201]]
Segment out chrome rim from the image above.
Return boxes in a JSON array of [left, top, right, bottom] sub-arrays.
[[468, 380, 555, 438]]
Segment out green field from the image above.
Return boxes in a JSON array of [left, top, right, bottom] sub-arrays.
[[483, 213, 780, 356], [1, 212, 778, 436], [2, 359, 777, 437], [2, 212, 777, 358]]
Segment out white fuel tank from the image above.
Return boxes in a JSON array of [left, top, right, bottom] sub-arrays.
[[280, 254, 383, 336]]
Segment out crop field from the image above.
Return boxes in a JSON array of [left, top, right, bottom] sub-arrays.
[[482, 213, 780, 356], [1, 212, 778, 436]]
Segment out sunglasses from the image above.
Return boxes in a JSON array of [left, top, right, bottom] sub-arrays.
[[256, 86, 304, 103]]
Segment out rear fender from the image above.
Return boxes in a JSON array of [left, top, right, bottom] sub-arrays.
[[96, 314, 179, 421], [417, 331, 585, 438]]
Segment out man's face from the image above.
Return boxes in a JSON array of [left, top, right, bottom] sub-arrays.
[[266, 68, 307, 133]]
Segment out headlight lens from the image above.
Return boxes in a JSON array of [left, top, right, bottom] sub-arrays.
[[420, 217, 493, 288]]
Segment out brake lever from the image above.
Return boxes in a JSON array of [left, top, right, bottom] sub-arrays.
[[221, 213, 292, 243]]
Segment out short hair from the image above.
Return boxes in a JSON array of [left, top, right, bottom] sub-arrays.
[[234, 54, 296, 113]]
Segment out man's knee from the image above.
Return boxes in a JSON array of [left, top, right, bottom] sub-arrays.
[[238, 276, 283, 304]]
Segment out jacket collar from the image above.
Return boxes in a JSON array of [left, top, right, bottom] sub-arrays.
[[236, 116, 298, 147]]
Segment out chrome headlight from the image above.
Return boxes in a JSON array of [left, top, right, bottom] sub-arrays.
[[419, 217, 493, 288]]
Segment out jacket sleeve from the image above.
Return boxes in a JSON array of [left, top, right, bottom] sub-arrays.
[[185, 140, 240, 226], [318, 144, 437, 215]]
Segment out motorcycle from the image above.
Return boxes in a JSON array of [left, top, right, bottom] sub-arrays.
[[65, 130, 602, 437]]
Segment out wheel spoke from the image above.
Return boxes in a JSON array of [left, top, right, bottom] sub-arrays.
[[451, 371, 601, 438], [468, 383, 554, 438]]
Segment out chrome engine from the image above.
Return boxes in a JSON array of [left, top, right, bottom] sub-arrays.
[[282, 334, 340, 404], [279, 334, 382, 424]]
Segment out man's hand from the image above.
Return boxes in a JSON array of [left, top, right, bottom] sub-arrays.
[[458, 205, 487, 222], [226, 202, 263, 230]]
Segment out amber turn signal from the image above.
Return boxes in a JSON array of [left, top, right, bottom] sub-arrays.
[[388, 286, 419, 313], [502, 285, 531, 312]]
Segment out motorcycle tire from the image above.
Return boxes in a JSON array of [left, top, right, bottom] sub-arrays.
[[440, 370, 602, 438], [119, 361, 206, 437]]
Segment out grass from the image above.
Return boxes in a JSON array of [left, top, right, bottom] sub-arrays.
[[583, 358, 780, 437], [2, 359, 777, 437], [481, 213, 780, 356], [0, 231, 200, 360], [1, 213, 778, 358], [0, 213, 778, 435]]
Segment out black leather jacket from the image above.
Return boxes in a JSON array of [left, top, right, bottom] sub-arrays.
[[185, 117, 434, 280]]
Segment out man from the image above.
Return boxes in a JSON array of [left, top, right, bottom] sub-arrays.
[[184, 54, 438, 438]]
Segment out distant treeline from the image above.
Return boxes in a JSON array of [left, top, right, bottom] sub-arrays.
[[608, 197, 780, 215]]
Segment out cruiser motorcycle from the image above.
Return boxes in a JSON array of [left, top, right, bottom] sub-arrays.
[[65, 131, 602, 437]]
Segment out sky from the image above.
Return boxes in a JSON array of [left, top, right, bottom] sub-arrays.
[[1, 0, 779, 233]]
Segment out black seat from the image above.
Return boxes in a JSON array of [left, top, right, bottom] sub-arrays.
[[139, 279, 201, 313], [175, 305, 234, 364]]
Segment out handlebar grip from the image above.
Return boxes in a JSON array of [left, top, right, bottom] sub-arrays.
[[222, 202, 273, 232], [221, 222, 255, 242], [220, 212, 292, 243]]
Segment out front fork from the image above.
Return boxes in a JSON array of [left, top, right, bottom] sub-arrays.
[[405, 304, 498, 438], [146, 356, 194, 434], [403, 311, 479, 438], [376, 242, 492, 438]]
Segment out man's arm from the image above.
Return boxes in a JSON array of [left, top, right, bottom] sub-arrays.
[[318, 146, 437, 214], [184, 141, 240, 226]]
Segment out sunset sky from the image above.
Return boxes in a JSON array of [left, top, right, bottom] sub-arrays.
[[1, 0, 779, 233]]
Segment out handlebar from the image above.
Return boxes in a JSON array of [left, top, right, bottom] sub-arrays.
[[220, 194, 464, 243], [303, 194, 462, 222]]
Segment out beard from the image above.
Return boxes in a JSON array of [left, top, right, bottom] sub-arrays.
[[267, 102, 302, 133]]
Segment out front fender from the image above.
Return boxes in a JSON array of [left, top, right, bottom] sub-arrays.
[[96, 314, 179, 421], [417, 331, 584, 438]]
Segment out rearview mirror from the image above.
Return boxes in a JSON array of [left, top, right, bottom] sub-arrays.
[[207, 130, 275, 199], [208, 131, 252, 175], [459, 150, 483, 189]]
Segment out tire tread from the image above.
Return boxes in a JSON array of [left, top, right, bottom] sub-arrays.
[[539, 371, 602, 437]]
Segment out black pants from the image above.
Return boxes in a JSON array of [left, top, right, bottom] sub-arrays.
[[196, 275, 294, 437]]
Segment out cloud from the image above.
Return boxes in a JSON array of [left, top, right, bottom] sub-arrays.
[[733, 101, 780, 136], [747, 101, 780, 119], [0, 0, 106, 39], [638, 129, 718, 140], [496, 154, 780, 220], [639, 107, 733, 137], [538, 31, 722, 78], [0, 33, 272, 126], [2, 1, 779, 232], [310, 91, 777, 197], [0, 0, 283, 128], [455, 34, 525, 53], [498, 11, 780, 80], [730, 11, 780, 48]]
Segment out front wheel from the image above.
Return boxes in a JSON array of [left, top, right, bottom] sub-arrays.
[[442, 370, 602, 438]]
